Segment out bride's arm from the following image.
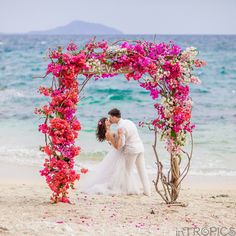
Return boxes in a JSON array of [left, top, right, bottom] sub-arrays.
[[105, 132, 116, 147], [105, 130, 123, 150]]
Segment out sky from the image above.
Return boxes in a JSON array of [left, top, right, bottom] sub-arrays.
[[0, 0, 236, 34]]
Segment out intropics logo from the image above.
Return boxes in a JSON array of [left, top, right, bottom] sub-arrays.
[[176, 226, 236, 236]]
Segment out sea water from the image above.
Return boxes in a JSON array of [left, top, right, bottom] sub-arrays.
[[0, 34, 235, 176]]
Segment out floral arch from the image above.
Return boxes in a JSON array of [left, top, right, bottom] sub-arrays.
[[34, 37, 205, 204]]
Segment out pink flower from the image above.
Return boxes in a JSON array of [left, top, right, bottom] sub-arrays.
[[38, 124, 48, 134], [81, 168, 88, 174], [150, 89, 159, 100], [67, 42, 77, 51], [191, 76, 201, 84]]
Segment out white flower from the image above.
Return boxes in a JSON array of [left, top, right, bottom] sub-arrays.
[[144, 75, 154, 83], [190, 76, 202, 84], [186, 46, 197, 52], [183, 47, 198, 59], [107, 45, 127, 54]]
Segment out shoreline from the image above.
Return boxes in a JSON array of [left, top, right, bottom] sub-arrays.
[[0, 161, 236, 189]]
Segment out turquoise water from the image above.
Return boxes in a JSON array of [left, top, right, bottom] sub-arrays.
[[0, 35, 235, 176]]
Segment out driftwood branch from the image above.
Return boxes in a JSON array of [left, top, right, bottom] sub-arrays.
[[152, 127, 193, 205]]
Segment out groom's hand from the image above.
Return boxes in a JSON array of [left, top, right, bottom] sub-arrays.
[[118, 128, 123, 137]]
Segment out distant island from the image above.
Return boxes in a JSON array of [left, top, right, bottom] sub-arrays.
[[27, 20, 123, 35]]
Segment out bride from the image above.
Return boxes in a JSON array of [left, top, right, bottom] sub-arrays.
[[78, 117, 142, 195]]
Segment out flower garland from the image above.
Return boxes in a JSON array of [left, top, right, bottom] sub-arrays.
[[35, 38, 205, 203]]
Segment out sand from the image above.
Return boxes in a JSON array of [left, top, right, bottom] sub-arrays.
[[0, 163, 235, 236]]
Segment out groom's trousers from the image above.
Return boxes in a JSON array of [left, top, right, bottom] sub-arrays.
[[124, 152, 151, 195]]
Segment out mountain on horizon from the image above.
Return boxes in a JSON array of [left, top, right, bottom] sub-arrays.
[[27, 20, 123, 35]]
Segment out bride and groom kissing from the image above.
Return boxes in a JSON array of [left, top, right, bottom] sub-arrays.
[[78, 108, 151, 196]]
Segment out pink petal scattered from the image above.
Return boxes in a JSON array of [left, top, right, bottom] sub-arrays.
[[56, 221, 64, 224]]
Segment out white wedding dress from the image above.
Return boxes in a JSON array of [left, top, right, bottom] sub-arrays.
[[78, 134, 142, 195]]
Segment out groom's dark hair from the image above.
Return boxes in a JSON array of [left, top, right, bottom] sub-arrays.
[[108, 108, 121, 118]]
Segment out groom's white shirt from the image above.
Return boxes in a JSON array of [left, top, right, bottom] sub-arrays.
[[117, 118, 144, 154]]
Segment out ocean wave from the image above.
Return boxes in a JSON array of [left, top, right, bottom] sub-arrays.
[[0, 146, 236, 176], [0, 146, 108, 167], [9, 81, 27, 87], [109, 94, 128, 101], [0, 88, 25, 99], [0, 146, 44, 166], [4, 48, 12, 53], [94, 88, 133, 94], [188, 169, 236, 177], [0, 84, 7, 91], [194, 87, 210, 93], [0, 87, 44, 102]]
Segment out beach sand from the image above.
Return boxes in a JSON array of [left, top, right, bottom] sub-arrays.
[[0, 163, 235, 236]]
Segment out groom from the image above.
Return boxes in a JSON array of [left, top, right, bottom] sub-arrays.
[[108, 108, 151, 196]]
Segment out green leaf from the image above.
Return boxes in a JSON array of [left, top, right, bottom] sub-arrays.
[[171, 130, 177, 138]]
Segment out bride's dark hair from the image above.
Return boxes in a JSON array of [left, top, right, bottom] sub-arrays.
[[96, 117, 108, 142]]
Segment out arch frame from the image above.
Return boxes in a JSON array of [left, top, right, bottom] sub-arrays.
[[35, 38, 205, 203]]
